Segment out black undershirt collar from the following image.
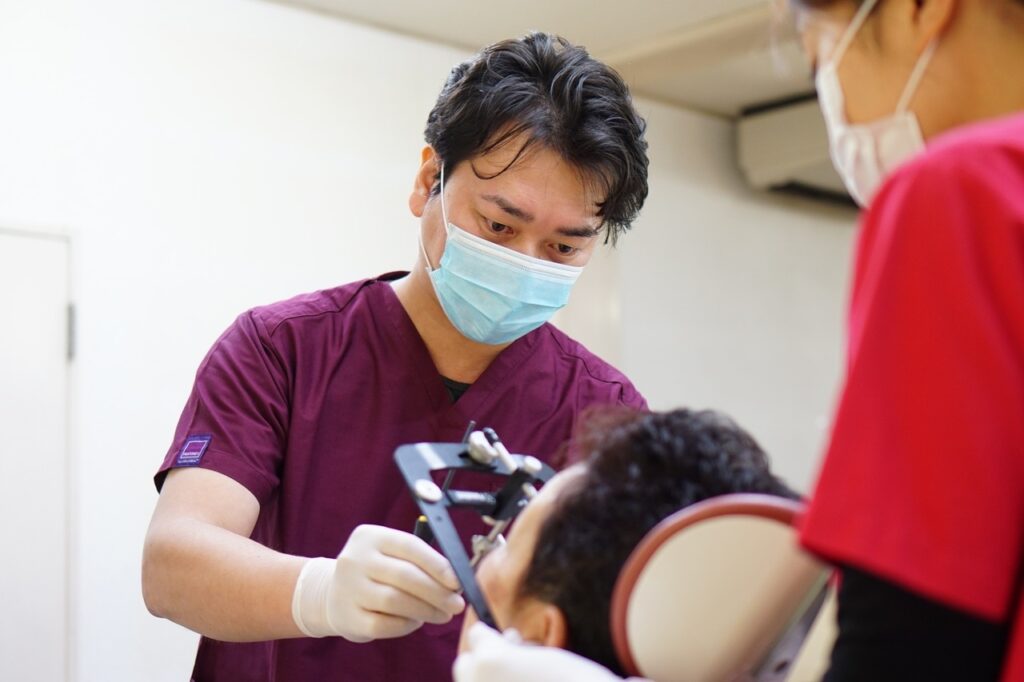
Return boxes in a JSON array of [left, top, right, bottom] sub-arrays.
[[441, 375, 472, 403]]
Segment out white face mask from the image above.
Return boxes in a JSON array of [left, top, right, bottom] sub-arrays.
[[815, 0, 937, 206]]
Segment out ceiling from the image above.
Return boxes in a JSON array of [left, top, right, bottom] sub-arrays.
[[270, 0, 815, 117]]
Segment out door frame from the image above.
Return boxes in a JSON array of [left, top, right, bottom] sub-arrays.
[[0, 225, 73, 681]]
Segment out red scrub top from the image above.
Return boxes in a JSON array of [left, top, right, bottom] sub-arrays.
[[801, 112, 1024, 680], [155, 273, 645, 682]]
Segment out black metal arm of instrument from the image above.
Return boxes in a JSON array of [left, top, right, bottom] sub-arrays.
[[394, 441, 555, 629]]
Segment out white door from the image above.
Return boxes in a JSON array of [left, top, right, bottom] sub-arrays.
[[0, 229, 70, 681]]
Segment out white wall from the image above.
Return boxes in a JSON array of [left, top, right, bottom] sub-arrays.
[[619, 100, 856, 491], [2, 1, 469, 679], [0, 0, 854, 679], [558, 103, 856, 494]]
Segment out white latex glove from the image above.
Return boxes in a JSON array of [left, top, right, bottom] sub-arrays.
[[454, 622, 640, 682], [291, 524, 465, 642]]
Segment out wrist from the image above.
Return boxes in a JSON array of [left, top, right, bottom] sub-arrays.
[[291, 557, 336, 638]]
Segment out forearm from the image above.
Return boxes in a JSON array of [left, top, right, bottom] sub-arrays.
[[143, 516, 307, 642]]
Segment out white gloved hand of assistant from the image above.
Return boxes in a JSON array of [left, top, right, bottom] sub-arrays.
[[291, 524, 465, 642], [454, 622, 640, 682]]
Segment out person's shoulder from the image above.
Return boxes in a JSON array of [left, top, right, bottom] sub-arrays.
[[536, 324, 620, 380], [248, 273, 401, 336], [535, 324, 645, 405], [869, 113, 1024, 242], [930, 110, 1024, 154], [922, 111, 1024, 173], [880, 112, 1024, 209]]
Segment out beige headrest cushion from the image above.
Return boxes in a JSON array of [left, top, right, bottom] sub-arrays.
[[610, 495, 829, 682]]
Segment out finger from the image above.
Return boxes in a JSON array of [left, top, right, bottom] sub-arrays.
[[376, 528, 461, 591], [358, 580, 457, 625], [355, 610, 424, 640], [369, 553, 465, 615]]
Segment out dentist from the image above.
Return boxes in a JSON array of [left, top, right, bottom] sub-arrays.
[[142, 32, 649, 682]]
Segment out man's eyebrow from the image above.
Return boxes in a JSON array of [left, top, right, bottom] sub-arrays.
[[482, 194, 535, 222], [482, 194, 599, 238], [556, 226, 600, 239]]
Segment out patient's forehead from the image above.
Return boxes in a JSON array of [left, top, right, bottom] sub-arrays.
[[510, 464, 587, 543], [538, 464, 586, 507]]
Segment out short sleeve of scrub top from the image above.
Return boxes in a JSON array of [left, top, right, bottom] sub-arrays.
[[800, 114, 1024, 626], [157, 310, 288, 504]]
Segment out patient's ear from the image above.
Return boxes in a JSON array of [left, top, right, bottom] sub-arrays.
[[517, 603, 568, 648]]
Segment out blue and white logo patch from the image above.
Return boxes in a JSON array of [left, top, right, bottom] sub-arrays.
[[176, 435, 212, 466]]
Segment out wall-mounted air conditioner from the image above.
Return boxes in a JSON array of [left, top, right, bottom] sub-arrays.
[[737, 98, 853, 205]]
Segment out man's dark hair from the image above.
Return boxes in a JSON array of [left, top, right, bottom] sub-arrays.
[[520, 408, 797, 674], [424, 32, 649, 243]]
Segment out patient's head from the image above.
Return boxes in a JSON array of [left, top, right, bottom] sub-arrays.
[[463, 407, 796, 674]]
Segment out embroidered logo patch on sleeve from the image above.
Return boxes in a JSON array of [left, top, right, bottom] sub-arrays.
[[176, 435, 212, 466]]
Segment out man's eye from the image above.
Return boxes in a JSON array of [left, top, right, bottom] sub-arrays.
[[556, 244, 578, 256], [488, 221, 509, 233]]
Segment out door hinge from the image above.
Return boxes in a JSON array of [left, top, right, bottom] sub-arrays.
[[67, 303, 76, 362]]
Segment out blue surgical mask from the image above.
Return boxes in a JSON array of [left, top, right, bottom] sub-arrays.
[[419, 164, 584, 345]]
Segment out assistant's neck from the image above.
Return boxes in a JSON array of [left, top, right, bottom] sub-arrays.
[[390, 264, 510, 384], [941, 7, 1024, 130]]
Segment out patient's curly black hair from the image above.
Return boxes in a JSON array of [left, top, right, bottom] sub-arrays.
[[519, 407, 797, 674]]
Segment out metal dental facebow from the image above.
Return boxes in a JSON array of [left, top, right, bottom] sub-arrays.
[[394, 425, 555, 629]]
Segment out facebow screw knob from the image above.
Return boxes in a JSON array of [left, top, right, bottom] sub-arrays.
[[414, 479, 444, 503]]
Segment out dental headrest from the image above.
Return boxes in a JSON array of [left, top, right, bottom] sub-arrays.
[[610, 494, 832, 682]]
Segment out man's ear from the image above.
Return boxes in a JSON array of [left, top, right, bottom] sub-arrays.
[[409, 146, 438, 218], [518, 603, 569, 649]]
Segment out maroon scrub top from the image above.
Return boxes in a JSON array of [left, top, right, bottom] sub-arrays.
[[156, 273, 646, 682]]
